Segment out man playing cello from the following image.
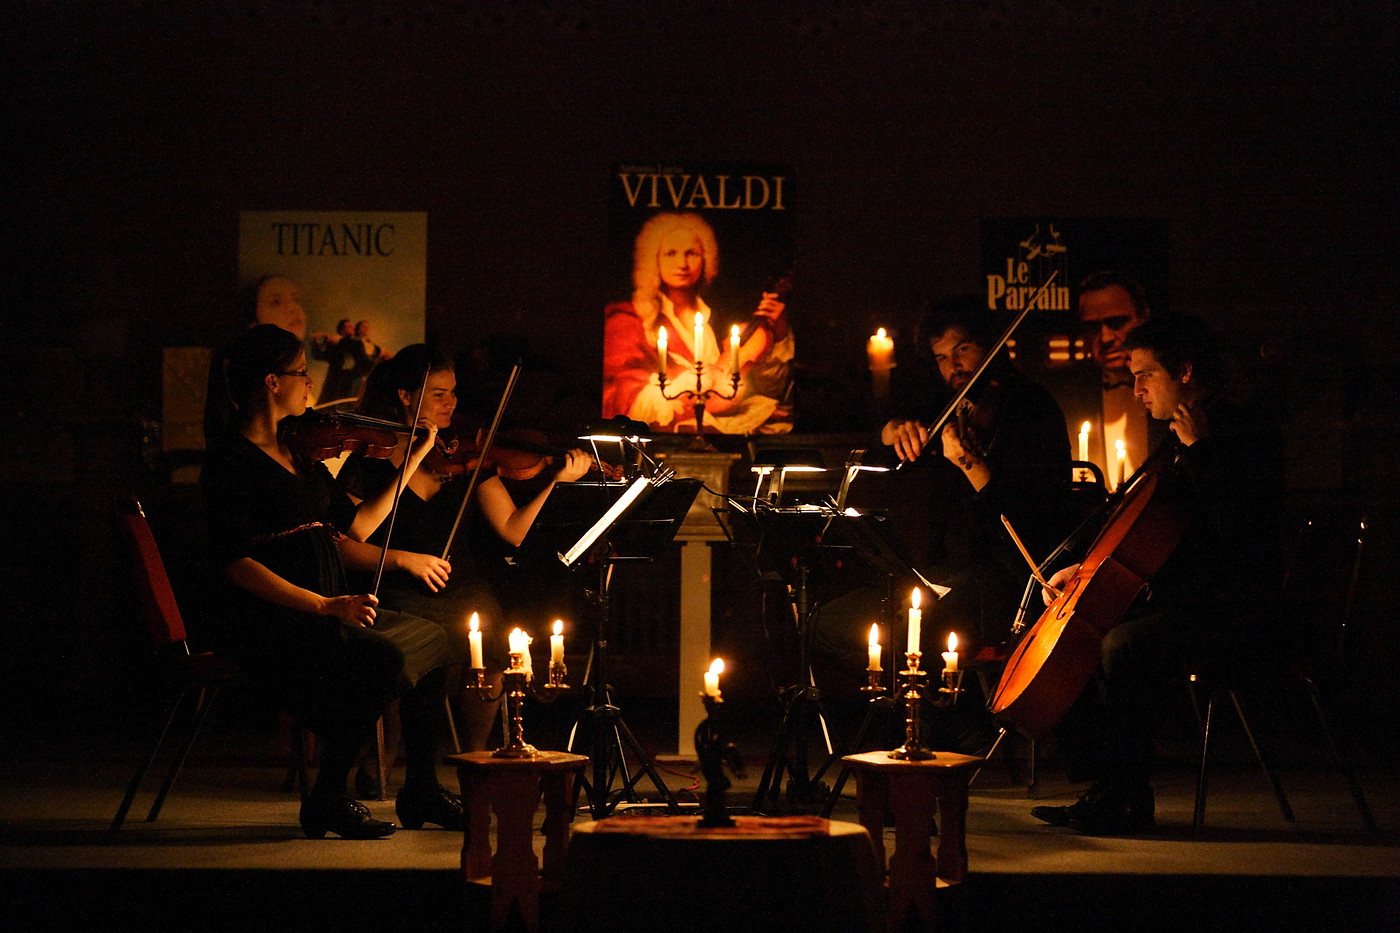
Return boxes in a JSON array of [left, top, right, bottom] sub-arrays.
[[1022, 313, 1284, 834]]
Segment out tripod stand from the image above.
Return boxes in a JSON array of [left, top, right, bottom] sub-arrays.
[[519, 475, 701, 819]]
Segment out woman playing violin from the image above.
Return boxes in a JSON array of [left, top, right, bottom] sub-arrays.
[[340, 343, 592, 751], [201, 324, 467, 838]]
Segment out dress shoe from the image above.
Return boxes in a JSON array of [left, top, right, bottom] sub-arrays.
[[396, 784, 466, 831], [1031, 784, 1155, 835], [300, 794, 397, 840]]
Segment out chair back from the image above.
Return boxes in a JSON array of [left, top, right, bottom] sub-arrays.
[[118, 498, 189, 649], [1280, 507, 1367, 677]]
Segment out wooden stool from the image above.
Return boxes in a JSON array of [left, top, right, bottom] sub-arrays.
[[841, 750, 983, 932], [446, 750, 588, 933], [561, 815, 885, 933]]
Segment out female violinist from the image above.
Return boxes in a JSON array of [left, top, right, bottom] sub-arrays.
[[1023, 313, 1284, 834], [340, 343, 592, 751], [201, 324, 466, 838]]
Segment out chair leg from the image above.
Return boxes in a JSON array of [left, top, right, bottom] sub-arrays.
[[145, 685, 220, 823], [110, 687, 190, 832], [1303, 677, 1378, 832], [1228, 689, 1295, 823], [374, 717, 389, 801], [1193, 692, 1215, 833]]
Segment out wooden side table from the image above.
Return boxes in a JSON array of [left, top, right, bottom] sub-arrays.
[[446, 750, 588, 933], [841, 750, 983, 932]]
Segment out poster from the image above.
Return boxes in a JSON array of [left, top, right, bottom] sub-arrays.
[[602, 163, 796, 435], [238, 210, 427, 407], [981, 218, 1169, 486]]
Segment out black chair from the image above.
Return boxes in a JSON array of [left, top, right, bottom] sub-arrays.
[[110, 498, 309, 831], [1187, 508, 1378, 833]]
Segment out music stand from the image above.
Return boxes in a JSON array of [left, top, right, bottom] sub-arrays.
[[516, 474, 702, 819]]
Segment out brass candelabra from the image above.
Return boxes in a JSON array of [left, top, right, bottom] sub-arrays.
[[862, 652, 965, 761], [463, 650, 569, 759], [659, 358, 740, 444]]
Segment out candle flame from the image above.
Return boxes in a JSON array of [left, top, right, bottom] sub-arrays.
[[553, 619, 563, 636], [868, 623, 880, 646], [876, 327, 887, 339], [469, 612, 479, 633], [708, 657, 725, 676], [1080, 421, 1091, 435], [1116, 439, 1127, 454], [947, 632, 958, 652], [730, 324, 740, 342], [695, 311, 704, 327], [911, 588, 921, 610], [658, 326, 668, 347]]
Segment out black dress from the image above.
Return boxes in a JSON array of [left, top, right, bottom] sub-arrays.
[[201, 435, 457, 736]]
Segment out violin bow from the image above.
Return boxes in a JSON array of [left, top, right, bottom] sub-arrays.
[[897, 269, 1059, 468], [439, 361, 523, 562], [371, 365, 432, 597]]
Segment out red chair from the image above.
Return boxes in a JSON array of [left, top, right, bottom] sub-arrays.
[[109, 498, 309, 831]]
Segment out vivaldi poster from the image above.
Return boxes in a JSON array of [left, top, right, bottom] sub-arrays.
[[602, 163, 796, 435], [238, 211, 427, 407]]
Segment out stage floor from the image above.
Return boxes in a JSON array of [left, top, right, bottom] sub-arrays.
[[3, 704, 1398, 932]]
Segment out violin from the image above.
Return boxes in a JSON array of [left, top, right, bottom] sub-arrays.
[[951, 380, 1006, 462], [280, 410, 426, 461], [424, 416, 570, 482]]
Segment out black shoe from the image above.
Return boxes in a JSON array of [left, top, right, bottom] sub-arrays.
[[1031, 784, 1155, 835], [300, 794, 397, 840], [396, 784, 466, 831]]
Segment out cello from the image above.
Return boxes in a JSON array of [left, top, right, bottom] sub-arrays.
[[988, 440, 1189, 737]]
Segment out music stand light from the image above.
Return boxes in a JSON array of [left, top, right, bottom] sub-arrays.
[[580, 416, 653, 480], [751, 447, 826, 505], [834, 448, 892, 511]]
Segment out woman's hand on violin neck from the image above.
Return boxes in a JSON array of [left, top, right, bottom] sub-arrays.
[[881, 419, 930, 461], [322, 592, 379, 627], [555, 449, 592, 484], [405, 418, 440, 472], [390, 550, 451, 592]]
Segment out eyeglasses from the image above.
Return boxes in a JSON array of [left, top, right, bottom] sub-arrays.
[[276, 370, 312, 380]]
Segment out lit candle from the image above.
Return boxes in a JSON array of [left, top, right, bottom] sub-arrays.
[[704, 657, 725, 698], [867, 623, 882, 671], [508, 627, 526, 658], [468, 612, 484, 669], [868, 328, 896, 399], [694, 311, 705, 363], [1115, 439, 1127, 488], [657, 326, 668, 376], [907, 588, 922, 655], [730, 323, 741, 371], [1078, 421, 1091, 464], [551, 619, 564, 665], [942, 631, 959, 673]]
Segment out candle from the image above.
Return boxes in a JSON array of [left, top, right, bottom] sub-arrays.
[[508, 627, 526, 658], [867, 328, 895, 371], [868, 328, 896, 400], [468, 612, 484, 669], [730, 323, 741, 371], [1115, 439, 1127, 488], [704, 657, 725, 698], [694, 311, 705, 363], [867, 623, 882, 671], [657, 326, 668, 376], [942, 632, 959, 673], [521, 632, 534, 680], [551, 619, 564, 665], [907, 588, 922, 655], [1078, 421, 1091, 464]]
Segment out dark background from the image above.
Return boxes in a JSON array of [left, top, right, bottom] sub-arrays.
[[4, 1, 1397, 728]]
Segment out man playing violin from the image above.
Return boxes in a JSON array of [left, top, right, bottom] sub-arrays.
[[1029, 313, 1284, 834], [876, 297, 1072, 651]]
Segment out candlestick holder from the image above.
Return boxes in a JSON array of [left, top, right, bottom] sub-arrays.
[[463, 652, 568, 759], [659, 358, 741, 447], [694, 693, 745, 828], [860, 652, 965, 761]]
